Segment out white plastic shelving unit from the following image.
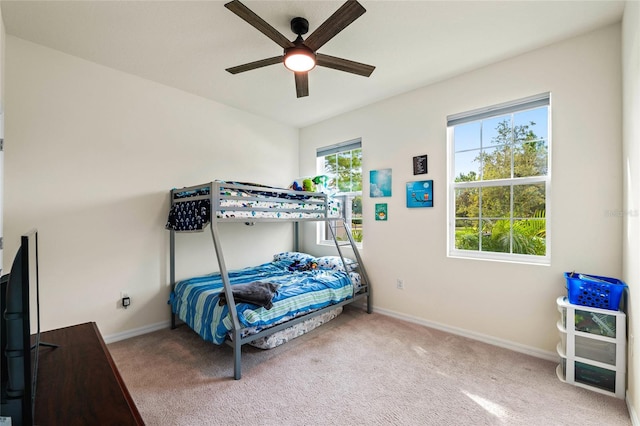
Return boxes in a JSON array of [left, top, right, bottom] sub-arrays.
[[556, 296, 626, 398]]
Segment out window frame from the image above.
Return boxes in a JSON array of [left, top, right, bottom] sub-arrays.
[[447, 93, 551, 265], [316, 139, 363, 248]]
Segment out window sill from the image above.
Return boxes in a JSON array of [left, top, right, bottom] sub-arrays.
[[448, 250, 550, 266]]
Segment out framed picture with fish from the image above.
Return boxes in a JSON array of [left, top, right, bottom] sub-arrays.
[[406, 180, 433, 208]]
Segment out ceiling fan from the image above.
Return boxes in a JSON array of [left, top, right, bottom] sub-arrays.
[[224, 0, 375, 98]]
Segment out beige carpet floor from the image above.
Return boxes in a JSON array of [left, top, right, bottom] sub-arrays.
[[108, 306, 631, 425]]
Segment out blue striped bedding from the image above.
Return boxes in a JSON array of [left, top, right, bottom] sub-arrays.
[[170, 260, 354, 345]]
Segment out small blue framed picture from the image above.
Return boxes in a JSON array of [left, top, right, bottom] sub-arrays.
[[406, 180, 433, 208]]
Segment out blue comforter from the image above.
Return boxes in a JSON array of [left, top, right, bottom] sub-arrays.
[[170, 260, 353, 344]]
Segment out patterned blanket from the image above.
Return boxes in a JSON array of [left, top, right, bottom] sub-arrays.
[[170, 260, 353, 344]]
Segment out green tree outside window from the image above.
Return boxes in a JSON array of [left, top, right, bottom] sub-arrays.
[[453, 106, 548, 257]]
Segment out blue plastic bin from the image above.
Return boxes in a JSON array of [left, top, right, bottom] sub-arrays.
[[565, 272, 627, 311]]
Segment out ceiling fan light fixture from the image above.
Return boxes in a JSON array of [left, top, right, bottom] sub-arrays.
[[284, 47, 316, 72], [225, 0, 374, 97]]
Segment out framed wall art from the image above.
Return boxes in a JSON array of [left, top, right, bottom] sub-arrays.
[[406, 180, 433, 208], [413, 155, 428, 175], [375, 203, 388, 221], [370, 168, 392, 197]]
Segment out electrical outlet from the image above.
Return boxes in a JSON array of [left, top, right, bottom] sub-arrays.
[[396, 279, 404, 290], [120, 291, 130, 309]]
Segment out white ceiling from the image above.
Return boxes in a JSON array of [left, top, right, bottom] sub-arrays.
[[0, 0, 625, 128]]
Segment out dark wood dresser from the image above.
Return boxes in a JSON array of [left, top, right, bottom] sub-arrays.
[[35, 322, 144, 425]]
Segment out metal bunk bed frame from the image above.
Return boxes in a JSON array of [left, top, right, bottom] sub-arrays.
[[168, 181, 371, 379]]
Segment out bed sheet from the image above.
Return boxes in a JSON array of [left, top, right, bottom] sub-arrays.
[[216, 181, 340, 219], [170, 260, 354, 345], [166, 181, 342, 231]]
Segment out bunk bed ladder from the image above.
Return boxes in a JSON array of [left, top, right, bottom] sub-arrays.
[[328, 218, 372, 314]]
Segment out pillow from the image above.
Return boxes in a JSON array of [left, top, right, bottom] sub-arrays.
[[349, 271, 362, 290], [315, 256, 356, 272], [273, 251, 317, 263]]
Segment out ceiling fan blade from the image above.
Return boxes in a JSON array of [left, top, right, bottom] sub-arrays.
[[303, 0, 366, 52], [226, 56, 283, 74], [294, 72, 309, 98], [225, 0, 294, 49], [316, 53, 375, 77]]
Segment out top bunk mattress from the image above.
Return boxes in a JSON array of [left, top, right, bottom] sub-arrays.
[[166, 180, 341, 231]]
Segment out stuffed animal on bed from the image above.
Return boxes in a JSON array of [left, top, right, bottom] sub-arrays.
[[287, 260, 318, 271], [302, 178, 315, 192], [312, 175, 328, 189]]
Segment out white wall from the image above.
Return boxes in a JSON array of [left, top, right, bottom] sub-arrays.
[[622, 0, 640, 418], [300, 24, 622, 356], [0, 4, 5, 274], [3, 37, 299, 337]]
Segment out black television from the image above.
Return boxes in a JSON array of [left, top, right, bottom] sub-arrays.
[[0, 229, 54, 426]]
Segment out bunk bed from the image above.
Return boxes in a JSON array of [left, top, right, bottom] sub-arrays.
[[166, 180, 371, 379]]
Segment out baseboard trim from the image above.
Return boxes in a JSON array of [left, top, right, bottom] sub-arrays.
[[104, 305, 558, 361], [372, 306, 558, 362], [627, 394, 639, 426], [103, 320, 171, 344]]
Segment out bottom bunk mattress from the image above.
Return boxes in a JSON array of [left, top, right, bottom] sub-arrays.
[[248, 306, 343, 349], [170, 254, 356, 345]]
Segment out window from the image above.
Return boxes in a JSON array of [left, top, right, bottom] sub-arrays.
[[447, 93, 550, 263], [316, 139, 363, 246]]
